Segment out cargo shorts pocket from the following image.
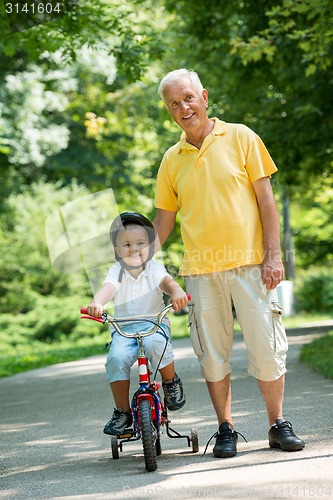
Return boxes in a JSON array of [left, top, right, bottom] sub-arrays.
[[188, 308, 204, 356], [271, 301, 288, 355]]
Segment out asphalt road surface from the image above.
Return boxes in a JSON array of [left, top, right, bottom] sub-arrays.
[[1, 328, 333, 499]]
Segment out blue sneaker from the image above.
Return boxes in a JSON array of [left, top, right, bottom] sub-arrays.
[[162, 375, 186, 411], [103, 408, 132, 435]]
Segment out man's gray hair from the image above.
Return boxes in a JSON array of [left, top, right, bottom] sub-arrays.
[[158, 69, 204, 100]]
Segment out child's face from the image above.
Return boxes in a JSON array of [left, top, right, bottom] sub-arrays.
[[115, 225, 150, 269]]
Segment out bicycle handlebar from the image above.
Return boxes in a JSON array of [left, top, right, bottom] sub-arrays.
[[80, 294, 191, 338]]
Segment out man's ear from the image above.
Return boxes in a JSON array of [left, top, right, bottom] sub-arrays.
[[202, 89, 209, 108], [164, 104, 171, 115]]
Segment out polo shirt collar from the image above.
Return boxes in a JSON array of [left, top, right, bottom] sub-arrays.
[[177, 117, 226, 154], [122, 262, 150, 279]]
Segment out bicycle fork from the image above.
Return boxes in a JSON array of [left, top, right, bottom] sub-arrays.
[[132, 338, 162, 429]]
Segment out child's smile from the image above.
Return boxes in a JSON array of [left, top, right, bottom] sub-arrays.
[[115, 226, 150, 270]]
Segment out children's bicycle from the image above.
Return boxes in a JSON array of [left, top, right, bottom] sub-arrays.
[[80, 297, 198, 472]]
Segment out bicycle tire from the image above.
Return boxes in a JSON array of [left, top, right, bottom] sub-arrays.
[[111, 436, 119, 459], [191, 428, 199, 453], [155, 436, 162, 456], [139, 399, 157, 471]]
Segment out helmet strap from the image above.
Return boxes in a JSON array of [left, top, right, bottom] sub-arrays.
[[117, 260, 147, 283]]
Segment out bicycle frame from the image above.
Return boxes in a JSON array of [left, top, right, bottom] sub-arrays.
[[80, 296, 198, 471], [80, 304, 174, 431], [131, 335, 163, 435]]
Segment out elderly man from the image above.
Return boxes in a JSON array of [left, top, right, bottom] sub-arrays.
[[152, 68, 304, 458]]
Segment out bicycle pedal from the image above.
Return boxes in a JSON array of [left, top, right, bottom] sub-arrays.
[[118, 428, 135, 438]]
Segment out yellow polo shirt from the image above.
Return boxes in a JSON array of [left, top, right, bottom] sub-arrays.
[[154, 118, 278, 276]]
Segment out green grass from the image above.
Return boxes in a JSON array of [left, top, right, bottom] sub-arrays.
[[283, 313, 333, 328], [1, 313, 332, 379], [0, 337, 106, 378], [300, 332, 333, 380]]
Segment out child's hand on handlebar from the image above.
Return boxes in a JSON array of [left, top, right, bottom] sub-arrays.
[[160, 277, 189, 313], [87, 302, 104, 318], [170, 289, 188, 313]]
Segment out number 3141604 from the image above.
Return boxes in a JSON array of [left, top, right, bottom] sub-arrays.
[[6, 3, 62, 14]]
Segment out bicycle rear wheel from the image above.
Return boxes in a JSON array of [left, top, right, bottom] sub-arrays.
[[139, 399, 157, 471]]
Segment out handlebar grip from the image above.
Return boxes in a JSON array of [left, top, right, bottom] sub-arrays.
[[186, 294, 192, 301], [81, 315, 105, 323], [80, 307, 105, 323]]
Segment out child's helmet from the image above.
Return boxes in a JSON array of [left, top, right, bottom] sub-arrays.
[[110, 212, 156, 279]]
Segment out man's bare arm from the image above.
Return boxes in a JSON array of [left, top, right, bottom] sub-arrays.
[[152, 208, 177, 252], [252, 177, 284, 290]]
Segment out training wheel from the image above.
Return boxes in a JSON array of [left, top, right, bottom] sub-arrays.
[[191, 428, 199, 453], [111, 436, 120, 459], [155, 436, 162, 456]]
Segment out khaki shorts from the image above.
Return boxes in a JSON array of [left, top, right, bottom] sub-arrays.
[[185, 265, 288, 382]]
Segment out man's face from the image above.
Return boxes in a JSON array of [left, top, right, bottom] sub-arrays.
[[163, 78, 209, 135]]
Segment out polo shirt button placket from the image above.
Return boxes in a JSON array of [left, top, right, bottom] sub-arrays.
[[195, 155, 202, 168]]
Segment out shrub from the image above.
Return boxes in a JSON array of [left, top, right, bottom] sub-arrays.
[[294, 267, 333, 313], [0, 294, 95, 352], [0, 182, 90, 314]]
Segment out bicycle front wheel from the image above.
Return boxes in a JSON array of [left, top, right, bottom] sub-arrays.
[[139, 398, 157, 471]]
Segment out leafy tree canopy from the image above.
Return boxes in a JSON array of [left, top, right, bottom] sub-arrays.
[[160, 0, 333, 190], [0, 0, 165, 80], [230, 0, 333, 76]]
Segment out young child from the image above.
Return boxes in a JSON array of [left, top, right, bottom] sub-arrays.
[[87, 211, 188, 435]]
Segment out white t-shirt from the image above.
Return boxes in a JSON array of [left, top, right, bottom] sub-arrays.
[[103, 260, 172, 320]]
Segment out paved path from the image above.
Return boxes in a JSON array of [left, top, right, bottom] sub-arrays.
[[1, 329, 333, 499]]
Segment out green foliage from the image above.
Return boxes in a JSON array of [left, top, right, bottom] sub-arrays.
[[161, 0, 333, 188], [62, 73, 167, 203], [0, 48, 117, 196], [291, 175, 333, 269], [300, 332, 333, 379], [294, 267, 333, 314], [2, 0, 332, 199], [231, 0, 333, 75], [0, 295, 96, 350], [0, 63, 72, 168], [0, 0, 164, 81], [0, 182, 91, 313], [0, 0, 169, 204]]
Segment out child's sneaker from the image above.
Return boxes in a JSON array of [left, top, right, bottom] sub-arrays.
[[103, 408, 133, 435], [162, 374, 186, 411]]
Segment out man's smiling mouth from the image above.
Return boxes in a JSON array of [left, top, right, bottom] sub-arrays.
[[183, 113, 195, 120]]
